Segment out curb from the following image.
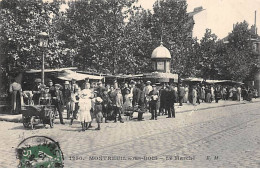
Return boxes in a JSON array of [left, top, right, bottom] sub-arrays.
[[0, 114, 75, 124], [176, 101, 259, 114], [1, 100, 260, 123]]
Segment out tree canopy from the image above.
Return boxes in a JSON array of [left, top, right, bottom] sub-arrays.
[[1, 0, 259, 90]]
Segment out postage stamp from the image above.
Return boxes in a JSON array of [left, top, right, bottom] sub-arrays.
[[16, 136, 64, 168]]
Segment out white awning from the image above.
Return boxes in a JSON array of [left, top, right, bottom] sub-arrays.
[[144, 72, 178, 79], [25, 67, 78, 73], [183, 77, 204, 82], [57, 70, 103, 81]]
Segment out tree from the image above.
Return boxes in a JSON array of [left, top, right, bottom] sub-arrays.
[[120, 8, 154, 74], [218, 21, 259, 81], [0, 0, 64, 91], [197, 28, 219, 80], [59, 0, 137, 74]]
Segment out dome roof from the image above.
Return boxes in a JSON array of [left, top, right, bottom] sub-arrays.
[[151, 42, 171, 59]]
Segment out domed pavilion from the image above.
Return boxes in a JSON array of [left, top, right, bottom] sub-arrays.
[[144, 42, 178, 83], [151, 42, 171, 73]]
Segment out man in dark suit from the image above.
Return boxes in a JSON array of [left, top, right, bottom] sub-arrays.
[[165, 86, 175, 118], [131, 81, 140, 107], [159, 83, 166, 115], [179, 83, 185, 106], [52, 84, 65, 124], [47, 79, 56, 98], [32, 78, 42, 105], [166, 85, 177, 118], [137, 83, 145, 121], [149, 85, 159, 120]]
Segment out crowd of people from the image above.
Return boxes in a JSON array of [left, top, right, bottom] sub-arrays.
[[8, 77, 259, 131]]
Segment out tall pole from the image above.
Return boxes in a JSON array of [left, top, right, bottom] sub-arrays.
[[42, 50, 45, 85], [38, 32, 48, 85], [255, 10, 257, 34]]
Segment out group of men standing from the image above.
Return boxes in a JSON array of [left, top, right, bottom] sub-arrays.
[[31, 78, 68, 124]]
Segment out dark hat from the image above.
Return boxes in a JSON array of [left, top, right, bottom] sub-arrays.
[[35, 78, 41, 83], [97, 81, 102, 85], [54, 84, 62, 88], [84, 77, 89, 80], [130, 80, 136, 84], [39, 84, 46, 89]]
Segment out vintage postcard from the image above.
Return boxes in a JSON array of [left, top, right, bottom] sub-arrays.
[[0, 0, 260, 168]]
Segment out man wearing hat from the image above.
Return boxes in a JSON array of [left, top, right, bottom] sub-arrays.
[[96, 81, 105, 98], [52, 84, 65, 124], [178, 83, 185, 106], [47, 79, 56, 98], [144, 81, 152, 110], [159, 83, 166, 115], [136, 83, 146, 121], [113, 88, 124, 123], [144, 81, 152, 95], [130, 80, 140, 107], [102, 88, 112, 123], [63, 81, 72, 119], [165, 85, 176, 118], [121, 82, 128, 103], [32, 78, 42, 105], [148, 85, 159, 120]]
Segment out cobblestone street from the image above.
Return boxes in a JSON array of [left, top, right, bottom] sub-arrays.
[[0, 101, 260, 168]]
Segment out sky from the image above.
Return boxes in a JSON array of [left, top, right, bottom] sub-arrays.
[[137, 0, 260, 40], [57, 0, 260, 40]]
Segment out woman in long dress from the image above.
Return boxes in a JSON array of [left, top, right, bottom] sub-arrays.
[[192, 86, 197, 105], [201, 86, 206, 102], [183, 85, 189, 103], [9, 79, 22, 114], [78, 88, 92, 131], [122, 88, 133, 114], [205, 86, 212, 103]]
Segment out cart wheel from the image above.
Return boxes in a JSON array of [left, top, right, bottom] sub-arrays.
[[30, 116, 35, 130], [49, 111, 54, 128], [22, 115, 29, 128]]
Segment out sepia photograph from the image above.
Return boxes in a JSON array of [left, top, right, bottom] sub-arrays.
[[0, 0, 260, 168]]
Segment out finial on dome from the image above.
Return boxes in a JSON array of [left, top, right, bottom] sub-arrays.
[[160, 41, 163, 46]]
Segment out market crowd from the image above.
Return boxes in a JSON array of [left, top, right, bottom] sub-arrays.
[[9, 78, 259, 131]]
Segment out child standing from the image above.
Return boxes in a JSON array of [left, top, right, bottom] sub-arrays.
[[78, 89, 92, 131]]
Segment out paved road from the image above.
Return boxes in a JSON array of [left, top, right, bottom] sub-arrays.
[[0, 102, 260, 168]]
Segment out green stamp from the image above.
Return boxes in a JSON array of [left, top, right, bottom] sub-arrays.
[[16, 136, 64, 168]]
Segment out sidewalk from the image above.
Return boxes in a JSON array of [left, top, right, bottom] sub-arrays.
[[0, 98, 260, 123]]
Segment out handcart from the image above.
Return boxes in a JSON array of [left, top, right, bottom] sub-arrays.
[[21, 98, 56, 129]]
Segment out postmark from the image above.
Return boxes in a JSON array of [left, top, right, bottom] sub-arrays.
[[16, 136, 64, 168]]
